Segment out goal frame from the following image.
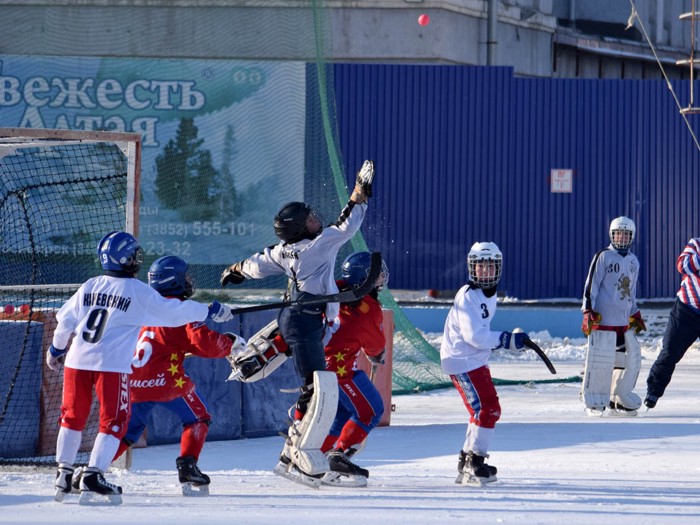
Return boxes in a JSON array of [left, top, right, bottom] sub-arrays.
[[0, 127, 142, 235]]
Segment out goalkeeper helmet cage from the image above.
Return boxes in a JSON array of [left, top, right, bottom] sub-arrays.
[[274, 201, 319, 243], [609, 216, 636, 251], [467, 241, 502, 288], [97, 231, 143, 274], [148, 255, 194, 298], [341, 251, 389, 291]]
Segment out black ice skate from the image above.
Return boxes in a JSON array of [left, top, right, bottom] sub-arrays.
[[176, 456, 210, 496], [54, 463, 74, 502], [273, 440, 324, 489], [644, 395, 658, 410], [78, 467, 123, 506], [455, 450, 497, 485], [458, 451, 497, 486], [608, 401, 638, 417], [322, 448, 369, 487]]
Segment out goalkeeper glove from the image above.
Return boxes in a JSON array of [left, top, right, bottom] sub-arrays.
[[581, 310, 602, 336], [221, 261, 246, 287], [351, 160, 375, 204], [628, 311, 646, 334]]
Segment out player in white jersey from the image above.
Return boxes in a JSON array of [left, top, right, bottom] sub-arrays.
[[440, 242, 527, 486], [581, 217, 646, 416], [47, 231, 233, 505], [220, 161, 375, 486]]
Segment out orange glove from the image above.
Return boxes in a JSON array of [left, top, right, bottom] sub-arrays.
[[628, 311, 646, 334], [581, 310, 602, 336]]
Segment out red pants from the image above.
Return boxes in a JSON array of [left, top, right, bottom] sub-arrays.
[[60, 367, 131, 439], [451, 365, 501, 428]]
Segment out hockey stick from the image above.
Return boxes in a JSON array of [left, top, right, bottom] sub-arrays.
[[523, 337, 557, 374], [227, 252, 383, 316]]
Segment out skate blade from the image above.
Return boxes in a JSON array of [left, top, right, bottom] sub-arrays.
[[182, 482, 210, 497], [460, 474, 497, 487], [607, 408, 638, 417], [273, 462, 322, 489], [78, 491, 123, 506], [54, 488, 69, 502], [584, 407, 606, 417], [454, 473, 464, 485], [321, 472, 368, 488]]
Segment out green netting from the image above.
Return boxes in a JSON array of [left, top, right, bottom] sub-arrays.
[[0, 2, 578, 403]]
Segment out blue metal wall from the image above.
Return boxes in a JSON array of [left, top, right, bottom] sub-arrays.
[[334, 64, 700, 299]]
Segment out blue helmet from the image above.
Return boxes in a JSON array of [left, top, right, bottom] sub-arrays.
[[341, 251, 389, 291], [148, 255, 194, 298], [97, 231, 143, 274]]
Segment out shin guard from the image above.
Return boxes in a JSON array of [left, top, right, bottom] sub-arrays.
[[288, 371, 338, 475], [610, 331, 642, 409], [582, 330, 616, 409]]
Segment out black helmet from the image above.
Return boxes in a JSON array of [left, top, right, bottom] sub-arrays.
[[274, 202, 316, 243]]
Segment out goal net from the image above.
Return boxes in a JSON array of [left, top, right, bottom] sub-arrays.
[[0, 128, 140, 465]]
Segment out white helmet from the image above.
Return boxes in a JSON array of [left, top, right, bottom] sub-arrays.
[[467, 242, 502, 288], [609, 216, 636, 251]]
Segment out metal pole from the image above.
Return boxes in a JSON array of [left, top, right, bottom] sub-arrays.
[[487, 0, 497, 65]]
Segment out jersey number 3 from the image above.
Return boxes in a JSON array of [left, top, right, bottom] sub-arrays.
[[480, 303, 490, 319]]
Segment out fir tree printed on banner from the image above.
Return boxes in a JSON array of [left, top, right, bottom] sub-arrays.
[[155, 118, 239, 222]]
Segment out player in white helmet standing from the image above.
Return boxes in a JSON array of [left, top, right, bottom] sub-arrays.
[[581, 216, 646, 416], [47, 231, 233, 506], [440, 242, 529, 486]]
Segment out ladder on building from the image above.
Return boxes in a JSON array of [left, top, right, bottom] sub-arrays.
[[678, 1, 700, 114]]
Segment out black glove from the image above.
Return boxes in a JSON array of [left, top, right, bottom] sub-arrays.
[[221, 261, 246, 287], [368, 349, 385, 365]]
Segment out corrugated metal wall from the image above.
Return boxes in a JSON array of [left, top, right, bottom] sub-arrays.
[[334, 64, 700, 300]]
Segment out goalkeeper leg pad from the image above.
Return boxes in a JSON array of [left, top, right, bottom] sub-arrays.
[[610, 332, 642, 410], [582, 331, 616, 411], [287, 371, 338, 475]]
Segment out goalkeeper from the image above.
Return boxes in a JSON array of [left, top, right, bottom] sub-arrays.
[[220, 161, 374, 486], [581, 217, 645, 417]]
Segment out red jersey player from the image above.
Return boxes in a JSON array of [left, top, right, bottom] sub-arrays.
[[112, 255, 244, 496], [319, 251, 389, 486]]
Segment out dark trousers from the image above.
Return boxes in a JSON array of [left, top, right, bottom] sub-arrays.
[[277, 293, 326, 385], [646, 299, 700, 398]]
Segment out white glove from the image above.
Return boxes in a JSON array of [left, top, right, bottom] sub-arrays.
[[225, 332, 247, 357], [46, 345, 67, 371]]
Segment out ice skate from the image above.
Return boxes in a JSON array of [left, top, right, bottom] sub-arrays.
[[78, 467, 123, 506], [644, 395, 658, 411], [459, 451, 497, 486], [54, 463, 74, 502], [273, 441, 323, 489], [71, 466, 84, 491], [176, 456, 210, 496], [607, 401, 638, 417], [455, 450, 497, 485], [321, 449, 369, 487]]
